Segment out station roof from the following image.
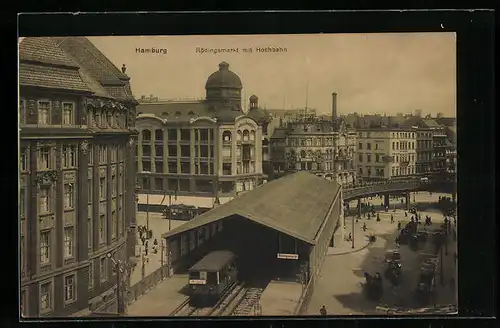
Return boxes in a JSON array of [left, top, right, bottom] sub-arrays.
[[189, 250, 236, 272], [162, 172, 342, 245]]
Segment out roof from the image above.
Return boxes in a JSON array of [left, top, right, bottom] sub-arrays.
[[53, 37, 136, 103], [247, 107, 271, 123], [271, 128, 288, 139], [205, 62, 243, 90], [19, 38, 92, 93], [137, 101, 214, 122], [19, 62, 91, 92], [19, 37, 79, 68], [189, 250, 236, 272], [422, 119, 442, 128], [162, 172, 342, 245]]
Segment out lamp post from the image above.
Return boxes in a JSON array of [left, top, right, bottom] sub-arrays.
[[107, 253, 126, 314]]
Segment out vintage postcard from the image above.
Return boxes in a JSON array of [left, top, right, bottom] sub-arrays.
[[18, 33, 457, 318]]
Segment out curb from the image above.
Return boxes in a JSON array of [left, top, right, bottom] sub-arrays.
[[327, 238, 372, 256]]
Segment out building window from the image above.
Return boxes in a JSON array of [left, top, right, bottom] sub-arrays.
[[39, 186, 52, 214], [64, 226, 74, 258], [155, 178, 163, 191], [88, 262, 94, 290], [367, 143, 371, 150], [222, 131, 232, 142], [19, 99, 26, 125], [142, 160, 151, 172], [39, 281, 53, 313], [99, 214, 106, 243], [20, 289, 26, 317], [223, 163, 232, 175], [62, 102, 74, 125], [99, 177, 106, 200], [155, 161, 163, 173], [111, 211, 116, 240], [63, 183, 74, 210], [358, 154, 362, 162], [62, 145, 78, 168], [39, 146, 51, 170], [20, 188, 25, 218], [375, 143, 379, 150], [40, 230, 51, 265], [112, 175, 117, 196], [38, 101, 51, 125], [142, 129, 151, 141], [100, 257, 107, 282], [64, 274, 76, 304], [358, 142, 362, 150], [88, 213, 93, 252], [20, 235, 25, 276], [375, 154, 380, 162], [367, 154, 371, 163], [88, 145, 94, 165], [20, 147, 28, 172], [98, 145, 107, 163]]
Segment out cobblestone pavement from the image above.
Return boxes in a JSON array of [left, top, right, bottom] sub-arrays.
[[306, 194, 457, 316], [129, 212, 188, 285]]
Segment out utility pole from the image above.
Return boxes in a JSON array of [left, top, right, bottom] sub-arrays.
[[146, 192, 150, 231]]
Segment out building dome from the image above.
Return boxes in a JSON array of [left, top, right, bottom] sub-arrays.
[[249, 94, 258, 102], [205, 62, 243, 90]]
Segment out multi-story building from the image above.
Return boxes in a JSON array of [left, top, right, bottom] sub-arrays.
[[415, 128, 434, 175], [270, 93, 357, 185], [356, 128, 417, 180], [19, 37, 137, 317], [135, 62, 265, 198], [422, 119, 448, 174]]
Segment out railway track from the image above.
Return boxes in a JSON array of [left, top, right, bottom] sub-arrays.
[[170, 281, 243, 317], [229, 287, 265, 316]]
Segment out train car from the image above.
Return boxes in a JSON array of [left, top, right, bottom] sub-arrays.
[[188, 250, 238, 307]]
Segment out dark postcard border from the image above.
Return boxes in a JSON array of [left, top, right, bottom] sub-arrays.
[[9, 10, 496, 327]]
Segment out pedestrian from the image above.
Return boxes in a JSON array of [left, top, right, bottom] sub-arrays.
[[405, 211, 408, 218], [141, 235, 146, 246], [348, 233, 352, 241], [320, 305, 327, 316], [145, 240, 149, 256], [390, 215, 394, 223], [153, 238, 159, 254]]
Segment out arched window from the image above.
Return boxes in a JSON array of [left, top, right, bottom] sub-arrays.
[[188, 111, 195, 116], [142, 129, 151, 141], [155, 129, 163, 141], [262, 138, 269, 146], [243, 130, 250, 141], [250, 130, 256, 141], [161, 112, 169, 119], [222, 131, 232, 142], [237, 130, 242, 141], [175, 111, 182, 116], [300, 150, 306, 158]]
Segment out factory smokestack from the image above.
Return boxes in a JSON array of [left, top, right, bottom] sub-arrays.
[[332, 92, 338, 122]]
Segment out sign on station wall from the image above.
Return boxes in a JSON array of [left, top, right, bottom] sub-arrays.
[[277, 253, 299, 260]]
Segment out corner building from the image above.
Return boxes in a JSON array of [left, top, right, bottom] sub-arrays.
[[356, 128, 417, 180], [19, 37, 138, 317], [135, 62, 265, 198]]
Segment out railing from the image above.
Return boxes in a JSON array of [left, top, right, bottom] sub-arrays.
[[126, 265, 169, 306]]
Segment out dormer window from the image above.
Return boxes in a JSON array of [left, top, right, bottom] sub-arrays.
[[175, 111, 182, 117], [161, 112, 169, 118], [188, 111, 195, 116]]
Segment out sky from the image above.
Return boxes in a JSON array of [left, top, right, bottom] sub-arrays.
[[88, 33, 456, 117]]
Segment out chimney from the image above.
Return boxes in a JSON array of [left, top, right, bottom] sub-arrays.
[[332, 92, 338, 122]]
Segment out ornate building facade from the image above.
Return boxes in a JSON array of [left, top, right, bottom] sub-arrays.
[[135, 62, 265, 198], [19, 37, 137, 317], [270, 117, 357, 185]]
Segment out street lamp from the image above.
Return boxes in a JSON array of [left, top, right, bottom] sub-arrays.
[[106, 253, 126, 314]]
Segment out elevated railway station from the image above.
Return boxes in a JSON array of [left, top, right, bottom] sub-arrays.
[[162, 171, 342, 286]]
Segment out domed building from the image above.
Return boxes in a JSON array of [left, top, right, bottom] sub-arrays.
[[135, 62, 265, 202]]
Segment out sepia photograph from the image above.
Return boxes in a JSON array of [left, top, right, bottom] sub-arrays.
[[18, 33, 457, 318]]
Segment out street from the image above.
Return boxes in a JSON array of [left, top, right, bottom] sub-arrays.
[[307, 192, 457, 315], [129, 212, 188, 285]]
